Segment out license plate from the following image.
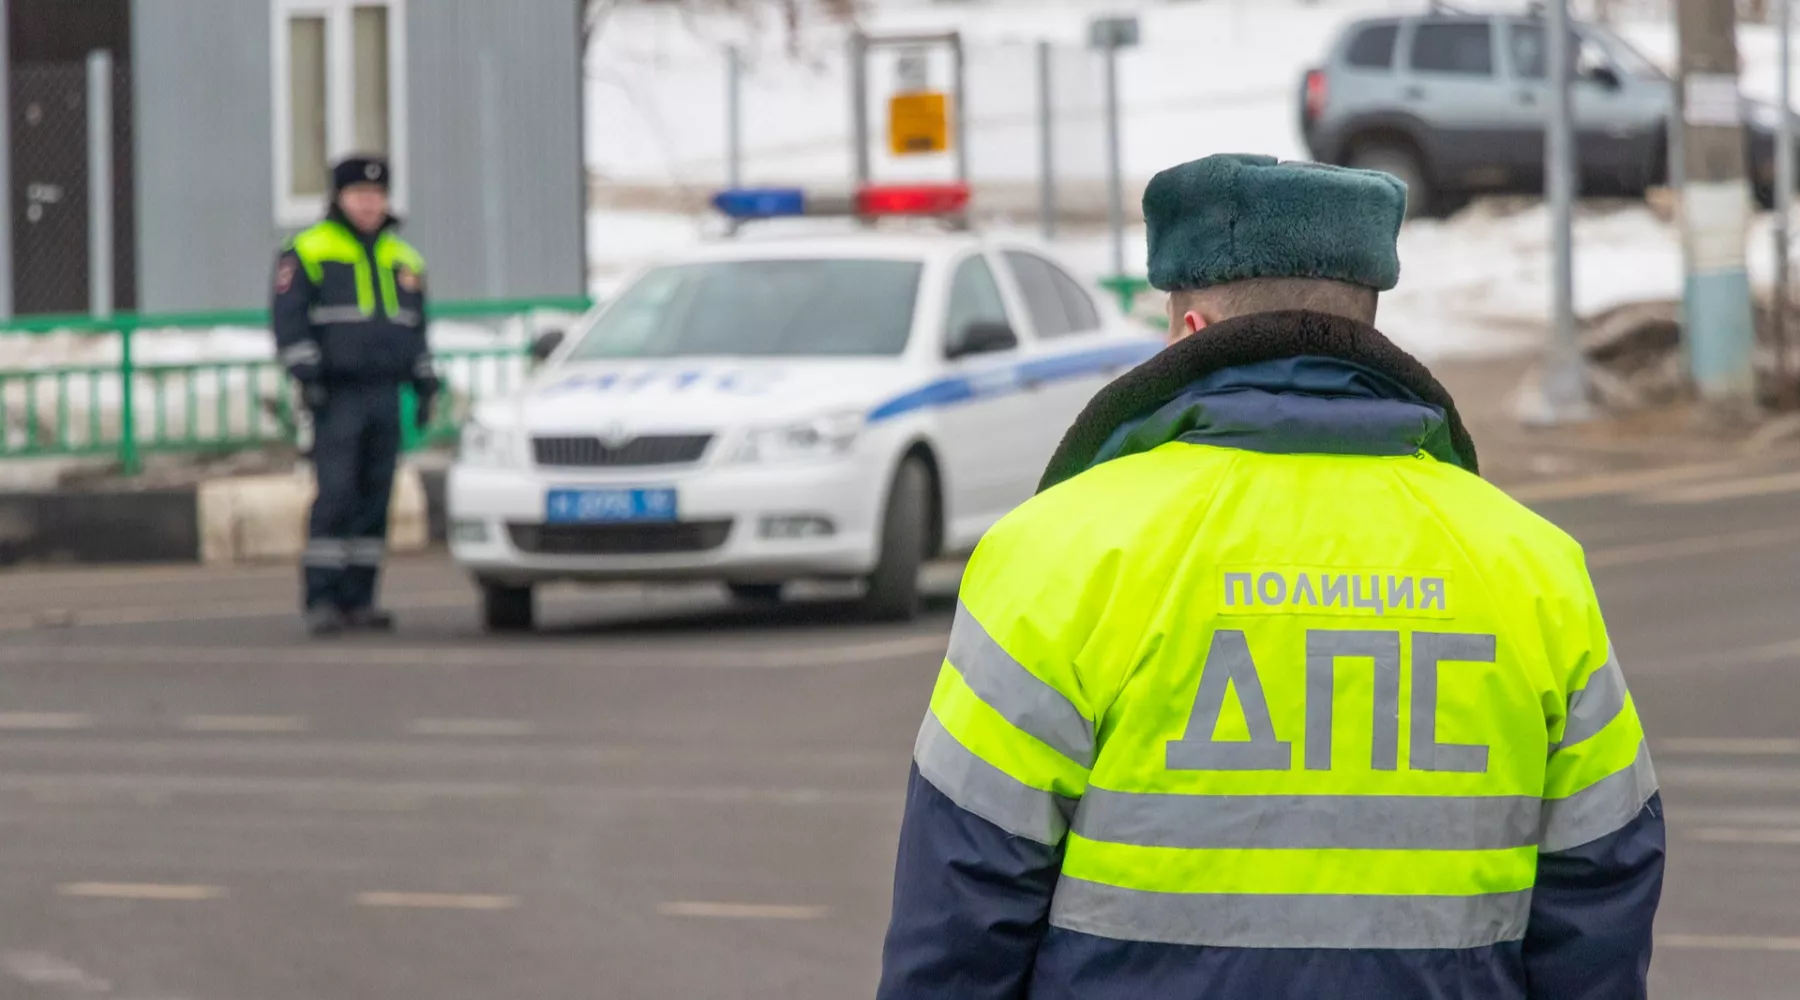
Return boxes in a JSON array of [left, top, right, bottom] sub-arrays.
[[545, 488, 677, 524]]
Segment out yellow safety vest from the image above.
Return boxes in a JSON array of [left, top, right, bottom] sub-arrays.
[[289, 220, 427, 323], [917, 441, 1653, 950]]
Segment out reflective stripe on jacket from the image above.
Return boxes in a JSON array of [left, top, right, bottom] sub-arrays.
[[877, 309, 1663, 1000], [271, 215, 435, 390]]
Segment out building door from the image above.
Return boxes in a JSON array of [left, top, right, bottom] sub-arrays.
[[8, 0, 136, 315]]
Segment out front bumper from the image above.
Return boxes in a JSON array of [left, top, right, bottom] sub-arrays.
[[446, 459, 887, 585]]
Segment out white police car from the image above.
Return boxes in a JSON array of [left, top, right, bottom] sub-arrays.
[[447, 183, 1162, 630]]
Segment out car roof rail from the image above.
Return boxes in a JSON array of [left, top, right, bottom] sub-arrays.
[[1425, 0, 1472, 14]]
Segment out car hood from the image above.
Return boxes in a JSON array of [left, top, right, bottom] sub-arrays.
[[495, 357, 926, 434]]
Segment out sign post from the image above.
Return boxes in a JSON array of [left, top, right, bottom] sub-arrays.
[[849, 31, 967, 186], [1088, 16, 1139, 282]]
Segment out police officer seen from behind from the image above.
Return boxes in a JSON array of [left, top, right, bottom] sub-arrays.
[[273, 156, 437, 637], [878, 154, 1663, 999]]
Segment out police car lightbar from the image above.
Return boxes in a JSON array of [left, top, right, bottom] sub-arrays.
[[711, 183, 971, 221], [856, 183, 971, 217]]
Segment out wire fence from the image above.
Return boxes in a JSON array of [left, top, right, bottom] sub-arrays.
[[10, 56, 136, 315], [587, 35, 1115, 230]]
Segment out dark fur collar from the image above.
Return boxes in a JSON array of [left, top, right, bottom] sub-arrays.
[[1038, 310, 1478, 492]]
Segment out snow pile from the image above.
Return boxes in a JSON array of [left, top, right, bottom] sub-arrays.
[[584, 0, 1393, 189], [580, 0, 1800, 361]]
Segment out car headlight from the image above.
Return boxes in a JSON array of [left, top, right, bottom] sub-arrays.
[[730, 410, 864, 464], [458, 420, 520, 468]]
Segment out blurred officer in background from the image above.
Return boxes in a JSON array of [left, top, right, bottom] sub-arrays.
[[878, 154, 1663, 999], [272, 155, 438, 637]]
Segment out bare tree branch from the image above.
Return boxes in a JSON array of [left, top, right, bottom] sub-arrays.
[[582, 0, 858, 54]]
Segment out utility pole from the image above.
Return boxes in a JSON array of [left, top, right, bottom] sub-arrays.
[[1677, 0, 1759, 412], [1540, 0, 1592, 423], [1776, 0, 1796, 408]]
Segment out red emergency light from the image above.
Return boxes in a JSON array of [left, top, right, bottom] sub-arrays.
[[855, 183, 972, 217]]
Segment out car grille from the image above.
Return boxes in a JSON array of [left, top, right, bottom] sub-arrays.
[[531, 434, 712, 468], [506, 520, 733, 556]]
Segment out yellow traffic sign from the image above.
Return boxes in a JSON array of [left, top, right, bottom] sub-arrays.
[[888, 92, 950, 156]]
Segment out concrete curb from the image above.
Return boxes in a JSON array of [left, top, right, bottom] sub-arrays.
[[0, 464, 432, 569], [0, 489, 202, 566]]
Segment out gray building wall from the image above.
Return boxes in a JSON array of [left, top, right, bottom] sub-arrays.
[[406, 0, 585, 301], [132, 0, 276, 312], [131, 0, 585, 313]]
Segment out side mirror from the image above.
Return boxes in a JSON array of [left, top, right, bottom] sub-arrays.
[[529, 330, 565, 364], [1587, 64, 1621, 90], [1577, 50, 1621, 90], [947, 321, 1018, 360]]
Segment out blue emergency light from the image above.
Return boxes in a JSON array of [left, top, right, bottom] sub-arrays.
[[711, 183, 970, 221], [711, 187, 807, 219]]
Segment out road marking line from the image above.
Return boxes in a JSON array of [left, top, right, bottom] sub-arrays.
[[1637, 470, 1800, 504], [0, 636, 952, 671], [1585, 526, 1800, 569], [1661, 737, 1800, 755], [405, 718, 539, 737], [1660, 765, 1800, 790], [0, 713, 93, 731], [355, 891, 519, 910], [177, 715, 309, 734], [1, 951, 114, 992], [1688, 827, 1800, 845], [1505, 461, 1757, 503], [56, 882, 226, 901], [1660, 933, 1800, 952], [657, 901, 829, 920], [772, 634, 947, 668], [0, 591, 474, 634]]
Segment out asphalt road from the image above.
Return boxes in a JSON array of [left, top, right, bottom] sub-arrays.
[[0, 456, 1797, 999]]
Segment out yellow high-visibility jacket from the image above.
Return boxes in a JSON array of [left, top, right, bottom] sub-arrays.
[[878, 310, 1663, 1000]]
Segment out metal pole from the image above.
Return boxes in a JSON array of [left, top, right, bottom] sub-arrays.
[[1037, 40, 1055, 241], [0, 11, 14, 319], [118, 322, 138, 475], [1537, 0, 1589, 422], [951, 33, 969, 186], [1104, 39, 1124, 280], [478, 50, 506, 299], [726, 45, 743, 190], [1775, 0, 1796, 408], [850, 32, 871, 188], [1677, 0, 1758, 412], [86, 50, 114, 319]]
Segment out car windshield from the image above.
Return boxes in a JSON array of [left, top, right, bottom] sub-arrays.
[[1591, 26, 1666, 81], [564, 258, 924, 360]]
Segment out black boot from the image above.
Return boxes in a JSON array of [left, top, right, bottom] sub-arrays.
[[305, 605, 348, 637], [343, 607, 395, 631]]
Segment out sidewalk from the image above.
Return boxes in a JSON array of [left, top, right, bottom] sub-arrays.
[[1432, 355, 1800, 488]]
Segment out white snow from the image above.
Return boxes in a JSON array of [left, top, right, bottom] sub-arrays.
[[579, 0, 1800, 362], [7, 0, 1795, 407]]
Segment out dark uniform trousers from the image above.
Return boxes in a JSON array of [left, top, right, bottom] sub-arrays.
[[273, 211, 434, 614], [303, 383, 402, 611]]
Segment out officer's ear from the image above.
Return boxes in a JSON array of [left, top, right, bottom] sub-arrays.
[[1167, 291, 1209, 344]]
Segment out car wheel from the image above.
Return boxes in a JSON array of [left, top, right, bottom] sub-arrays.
[[1347, 141, 1438, 219], [480, 580, 535, 633], [861, 457, 930, 622], [728, 582, 785, 604]]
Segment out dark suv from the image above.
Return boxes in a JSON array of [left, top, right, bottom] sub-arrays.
[[1300, 8, 1791, 216]]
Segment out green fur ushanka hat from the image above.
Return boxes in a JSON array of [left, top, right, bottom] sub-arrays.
[[1143, 153, 1407, 293]]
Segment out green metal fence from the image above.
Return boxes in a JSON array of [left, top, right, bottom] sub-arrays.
[[0, 296, 590, 474], [0, 279, 1156, 477]]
